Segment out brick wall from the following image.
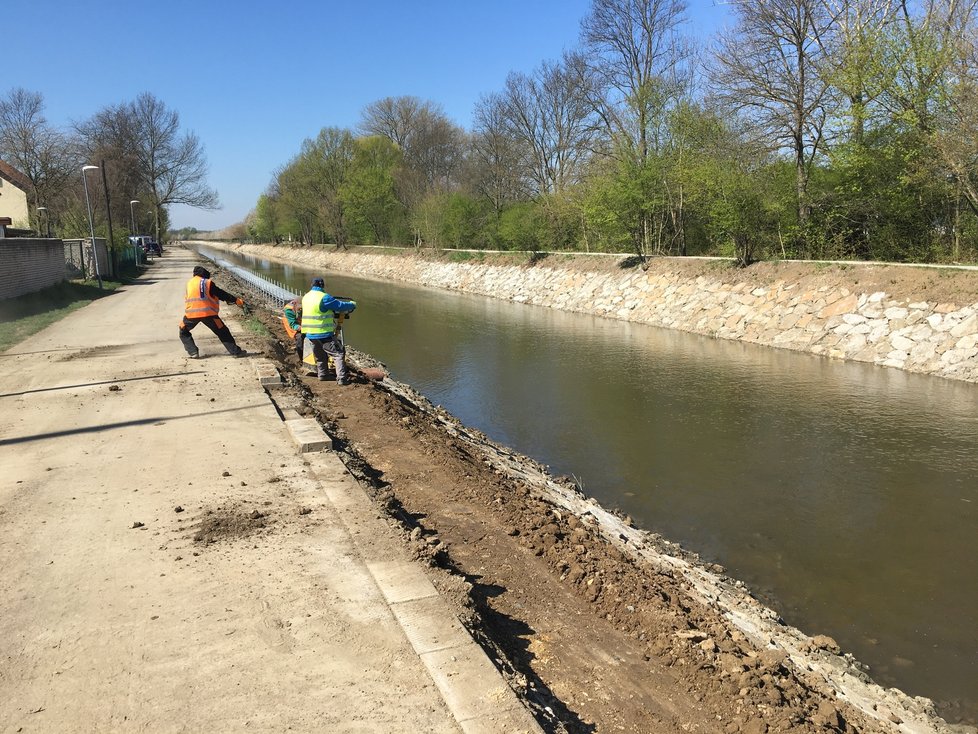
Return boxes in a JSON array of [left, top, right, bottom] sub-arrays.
[[0, 238, 67, 300]]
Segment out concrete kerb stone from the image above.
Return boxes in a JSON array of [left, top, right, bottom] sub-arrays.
[[251, 360, 541, 731], [284, 418, 333, 453], [254, 359, 283, 386], [422, 644, 541, 732], [303, 452, 543, 734]]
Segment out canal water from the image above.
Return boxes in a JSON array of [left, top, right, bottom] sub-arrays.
[[202, 247, 978, 722]]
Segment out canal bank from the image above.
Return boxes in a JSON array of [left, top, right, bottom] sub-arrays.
[[186, 241, 978, 385], [195, 245, 975, 733]]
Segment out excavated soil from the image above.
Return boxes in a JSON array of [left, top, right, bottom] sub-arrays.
[[216, 263, 969, 734]]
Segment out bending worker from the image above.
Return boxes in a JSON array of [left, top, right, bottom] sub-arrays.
[[282, 297, 303, 361], [301, 277, 356, 384], [179, 265, 248, 359]]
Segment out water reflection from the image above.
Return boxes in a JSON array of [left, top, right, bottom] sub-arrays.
[[201, 246, 978, 721]]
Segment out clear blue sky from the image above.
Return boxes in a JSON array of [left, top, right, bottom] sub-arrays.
[[6, 0, 731, 230]]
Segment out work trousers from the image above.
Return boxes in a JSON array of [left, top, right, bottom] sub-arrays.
[[310, 336, 347, 382], [292, 330, 304, 360], [179, 315, 242, 356]]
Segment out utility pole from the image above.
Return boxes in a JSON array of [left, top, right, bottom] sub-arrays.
[[100, 159, 117, 279]]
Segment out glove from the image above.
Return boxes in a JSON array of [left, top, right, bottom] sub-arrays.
[[235, 298, 244, 307]]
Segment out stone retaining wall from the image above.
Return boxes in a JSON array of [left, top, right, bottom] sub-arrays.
[[193, 242, 978, 385]]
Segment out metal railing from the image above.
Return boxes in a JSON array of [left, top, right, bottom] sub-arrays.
[[211, 258, 298, 306]]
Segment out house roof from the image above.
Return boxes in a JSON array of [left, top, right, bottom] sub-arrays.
[[0, 160, 32, 192]]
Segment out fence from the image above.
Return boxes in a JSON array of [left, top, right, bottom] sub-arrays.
[[213, 258, 297, 307], [63, 238, 109, 280]]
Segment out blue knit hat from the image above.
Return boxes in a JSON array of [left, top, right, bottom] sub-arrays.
[[312, 277, 325, 288]]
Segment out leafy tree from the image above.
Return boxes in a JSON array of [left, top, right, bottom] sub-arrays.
[[305, 127, 356, 247], [341, 136, 407, 244], [414, 192, 484, 249], [497, 202, 544, 251], [276, 153, 320, 244], [249, 193, 281, 243], [359, 96, 467, 247]]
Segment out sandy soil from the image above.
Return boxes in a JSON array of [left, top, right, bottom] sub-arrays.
[[232, 261, 972, 734]]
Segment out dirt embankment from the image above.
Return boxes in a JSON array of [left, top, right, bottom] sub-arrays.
[[206, 257, 974, 734]]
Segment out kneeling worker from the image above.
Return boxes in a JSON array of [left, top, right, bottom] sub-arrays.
[[179, 265, 248, 358], [301, 277, 356, 384], [282, 297, 304, 360]]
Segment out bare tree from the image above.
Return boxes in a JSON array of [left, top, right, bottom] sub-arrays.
[[130, 93, 218, 239], [498, 55, 597, 195], [79, 93, 218, 240], [581, 0, 692, 162], [0, 88, 79, 228], [710, 0, 834, 231], [470, 93, 533, 217]]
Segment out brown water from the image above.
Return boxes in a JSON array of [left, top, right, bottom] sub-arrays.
[[207, 248, 978, 723]]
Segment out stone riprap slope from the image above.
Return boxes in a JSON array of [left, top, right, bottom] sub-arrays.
[[192, 243, 978, 384]]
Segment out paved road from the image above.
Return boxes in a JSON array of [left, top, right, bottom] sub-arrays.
[[0, 250, 539, 733]]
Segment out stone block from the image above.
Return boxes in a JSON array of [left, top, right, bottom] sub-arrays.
[[284, 418, 332, 453]]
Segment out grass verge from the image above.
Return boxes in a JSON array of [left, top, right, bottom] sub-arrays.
[[0, 279, 124, 353]]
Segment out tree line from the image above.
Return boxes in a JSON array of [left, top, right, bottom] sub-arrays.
[[251, 0, 978, 265], [0, 89, 215, 248]]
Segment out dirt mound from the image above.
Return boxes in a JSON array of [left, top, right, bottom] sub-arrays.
[[191, 505, 274, 545]]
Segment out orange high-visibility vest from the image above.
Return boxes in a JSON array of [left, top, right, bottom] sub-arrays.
[[281, 315, 298, 338], [185, 276, 220, 318], [282, 302, 300, 338]]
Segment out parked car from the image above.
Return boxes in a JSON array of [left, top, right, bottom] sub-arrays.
[[129, 235, 162, 257]]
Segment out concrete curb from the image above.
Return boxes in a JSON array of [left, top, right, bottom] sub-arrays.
[[262, 372, 542, 733], [312, 454, 542, 734]]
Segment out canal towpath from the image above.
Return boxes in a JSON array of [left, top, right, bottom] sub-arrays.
[[0, 250, 540, 733]]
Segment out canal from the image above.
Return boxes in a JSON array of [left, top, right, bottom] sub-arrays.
[[201, 246, 978, 723]]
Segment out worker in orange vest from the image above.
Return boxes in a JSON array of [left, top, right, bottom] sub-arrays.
[[179, 266, 248, 359], [282, 298, 304, 361]]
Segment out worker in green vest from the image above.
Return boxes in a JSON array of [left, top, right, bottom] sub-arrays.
[[300, 278, 357, 384]]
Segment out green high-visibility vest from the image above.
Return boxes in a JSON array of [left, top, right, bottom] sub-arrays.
[[301, 290, 335, 336]]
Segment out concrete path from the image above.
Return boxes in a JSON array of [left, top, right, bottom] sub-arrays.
[[0, 250, 540, 733]]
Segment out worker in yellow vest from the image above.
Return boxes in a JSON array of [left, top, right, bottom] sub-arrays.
[[179, 266, 248, 359], [282, 298, 303, 361], [301, 277, 356, 384]]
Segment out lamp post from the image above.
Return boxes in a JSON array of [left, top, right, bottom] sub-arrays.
[[82, 165, 102, 289], [37, 206, 48, 237], [129, 199, 140, 264]]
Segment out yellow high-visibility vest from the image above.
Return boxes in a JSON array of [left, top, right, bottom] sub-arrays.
[[301, 290, 335, 336]]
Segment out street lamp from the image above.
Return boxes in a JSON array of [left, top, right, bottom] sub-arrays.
[[82, 165, 102, 289], [37, 206, 48, 237], [129, 199, 141, 264]]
